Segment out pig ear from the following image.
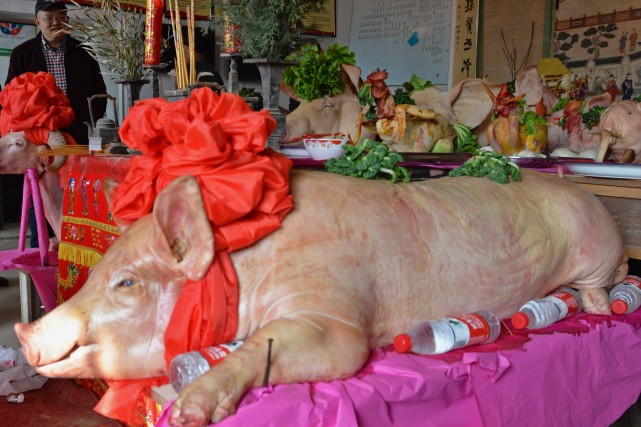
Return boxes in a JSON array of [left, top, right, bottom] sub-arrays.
[[514, 65, 544, 107], [584, 92, 611, 111], [102, 177, 133, 232], [280, 81, 301, 102], [152, 176, 214, 281], [341, 64, 362, 93], [451, 79, 497, 129]]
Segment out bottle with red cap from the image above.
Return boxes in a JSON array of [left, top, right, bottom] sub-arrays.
[[511, 287, 582, 330], [393, 310, 501, 355], [169, 341, 243, 393], [609, 275, 641, 315]]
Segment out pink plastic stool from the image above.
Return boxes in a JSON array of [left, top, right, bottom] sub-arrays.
[[0, 168, 59, 321]]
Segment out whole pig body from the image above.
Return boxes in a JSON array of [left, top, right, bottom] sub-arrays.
[[16, 169, 628, 426]]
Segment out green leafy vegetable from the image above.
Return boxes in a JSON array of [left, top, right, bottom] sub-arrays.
[[449, 150, 521, 184], [325, 139, 410, 183], [395, 74, 432, 105], [282, 43, 356, 102], [393, 87, 415, 105], [518, 111, 547, 135], [633, 93, 641, 102], [452, 122, 480, 154], [552, 97, 569, 113], [581, 106, 607, 130], [409, 74, 432, 92], [358, 84, 377, 121]]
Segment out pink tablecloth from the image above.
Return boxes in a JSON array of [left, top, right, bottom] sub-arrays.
[[156, 310, 641, 427]]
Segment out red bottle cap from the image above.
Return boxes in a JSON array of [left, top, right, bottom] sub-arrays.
[[511, 312, 530, 330], [611, 299, 629, 315], [393, 334, 412, 353]]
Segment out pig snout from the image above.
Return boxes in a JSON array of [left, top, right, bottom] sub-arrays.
[[283, 113, 310, 143], [15, 315, 85, 369]]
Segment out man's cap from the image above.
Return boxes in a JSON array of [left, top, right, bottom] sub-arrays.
[[35, 0, 67, 15]]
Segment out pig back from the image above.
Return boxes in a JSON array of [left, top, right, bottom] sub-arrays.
[[231, 170, 624, 346]]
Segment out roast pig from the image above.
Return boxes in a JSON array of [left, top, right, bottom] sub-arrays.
[[15, 169, 628, 427]]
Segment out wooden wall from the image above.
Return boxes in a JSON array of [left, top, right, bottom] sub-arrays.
[[479, 0, 551, 84]]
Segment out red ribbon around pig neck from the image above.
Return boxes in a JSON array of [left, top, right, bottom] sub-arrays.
[[0, 71, 75, 144], [95, 88, 294, 425]]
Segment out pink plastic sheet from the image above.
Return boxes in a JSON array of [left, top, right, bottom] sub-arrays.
[[0, 249, 59, 313], [156, 310, 641, 426]]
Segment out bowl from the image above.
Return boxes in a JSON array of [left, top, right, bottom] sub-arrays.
[[303, 135, 349, 161]]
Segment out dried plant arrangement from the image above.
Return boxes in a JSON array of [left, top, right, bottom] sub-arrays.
[[206, 0, 326, 60], [500, 21, 535, 82], [67, 0, 149, 81]]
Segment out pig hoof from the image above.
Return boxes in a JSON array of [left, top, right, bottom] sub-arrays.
[[170, 402, 209, 427]]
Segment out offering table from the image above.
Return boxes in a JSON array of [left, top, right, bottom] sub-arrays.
[[55, 154, 641, 426]]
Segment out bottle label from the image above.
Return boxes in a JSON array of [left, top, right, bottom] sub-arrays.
[[197, 341, 243, 367], [623, 275, 641, 288], [446, 313, 491, 348], [548, 291, 579, 317]]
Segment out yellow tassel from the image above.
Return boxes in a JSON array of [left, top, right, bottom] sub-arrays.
[[58, 242, 104, 268]]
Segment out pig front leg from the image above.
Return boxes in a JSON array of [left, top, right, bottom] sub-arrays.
[[169, 315, 370, 427]]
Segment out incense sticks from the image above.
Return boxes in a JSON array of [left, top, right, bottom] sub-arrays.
[[170, 0, 196, 90]]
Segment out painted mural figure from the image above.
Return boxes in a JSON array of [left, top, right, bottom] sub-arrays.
[[630, 29, 638, 53], [621, 73, 634, 100], [619, 32, 628, 54], [606, 74, 619, 102], [592, 76, 604, 94]]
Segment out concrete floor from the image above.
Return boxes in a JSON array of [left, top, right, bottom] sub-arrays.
[[0, 221, 23, 349]]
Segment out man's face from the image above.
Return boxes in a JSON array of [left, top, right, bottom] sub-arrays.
[[35, 9, 68, 46]]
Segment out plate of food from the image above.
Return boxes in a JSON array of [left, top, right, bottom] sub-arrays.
[[565, 162, 641, 179]]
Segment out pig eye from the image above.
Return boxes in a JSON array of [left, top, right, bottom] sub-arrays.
[[117, 279, 135, 288]]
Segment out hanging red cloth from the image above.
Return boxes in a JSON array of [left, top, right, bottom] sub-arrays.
[[0, 71, 75, 141], [95, 88, 293, 425]]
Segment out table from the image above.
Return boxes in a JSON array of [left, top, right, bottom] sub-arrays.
[[563, 175, 641, 261], [55, 155, 641, 425], [153, 310, 641, 427]]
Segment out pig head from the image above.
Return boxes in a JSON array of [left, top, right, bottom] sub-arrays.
[[595, 100, 641, 164], [15, 176, 214, 379], [282, 64, 376, 143], [0, 130, 69, 240], [411, 78, 498, 133], [15, 168, 628, 427]]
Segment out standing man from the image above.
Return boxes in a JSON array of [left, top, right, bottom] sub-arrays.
[[5, 0, 107, 145]]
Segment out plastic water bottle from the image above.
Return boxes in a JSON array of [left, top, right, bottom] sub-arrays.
[[511, 287, 582, 330], [169, 341, 243, 393], [610, 275, 641, 315], [393, 310, 501, 355]]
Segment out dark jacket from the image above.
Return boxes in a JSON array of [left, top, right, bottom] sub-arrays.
[[6, 34, 107, 145]]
